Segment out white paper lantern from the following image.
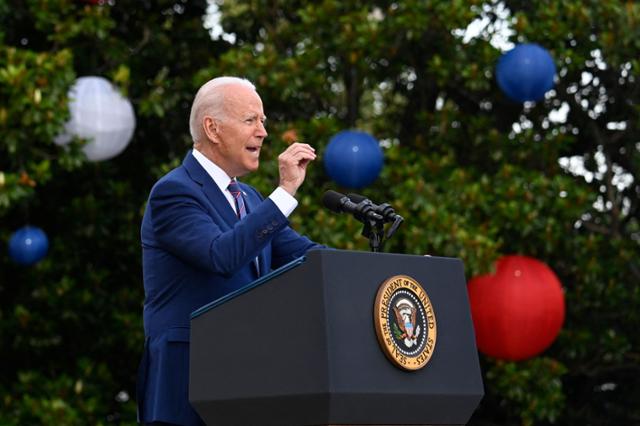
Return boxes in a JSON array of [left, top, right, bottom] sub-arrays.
[[55, 76, 136, 161]]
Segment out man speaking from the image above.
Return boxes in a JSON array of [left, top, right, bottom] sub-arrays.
[[137, 76, 324, 425]]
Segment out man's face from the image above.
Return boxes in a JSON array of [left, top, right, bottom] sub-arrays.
[[212, 85, 268, 177]]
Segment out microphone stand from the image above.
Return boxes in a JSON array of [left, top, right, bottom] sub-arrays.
[[353, 200, 404, 253], [362, 216, 385, 252], [324, 194, 404, 253]]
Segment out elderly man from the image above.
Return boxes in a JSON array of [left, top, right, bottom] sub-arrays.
[[137, 76, 323, 425]]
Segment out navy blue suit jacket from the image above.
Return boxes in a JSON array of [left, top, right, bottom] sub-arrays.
[[138, 151, 321, 425]]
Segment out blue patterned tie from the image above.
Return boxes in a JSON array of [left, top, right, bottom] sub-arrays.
[[228, 179, 259, 276], [227, 179, 246, 219]]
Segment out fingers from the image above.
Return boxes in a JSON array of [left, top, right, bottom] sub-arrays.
[[278, 142, 317, 196], [285, 142, 315, 152], [279, 142, 317, 165]]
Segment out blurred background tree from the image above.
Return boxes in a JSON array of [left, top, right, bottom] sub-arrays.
[[0, 0, 224, 423], [1, 0, 638, 425]]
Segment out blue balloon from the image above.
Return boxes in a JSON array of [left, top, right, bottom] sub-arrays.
[[8, 226, 49, 266], [324, 130, 383, 189], [496, 43, 556, 103]]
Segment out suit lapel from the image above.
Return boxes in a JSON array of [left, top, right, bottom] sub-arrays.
[[182, 151, 238, 228], [183, 151, 266, 277]]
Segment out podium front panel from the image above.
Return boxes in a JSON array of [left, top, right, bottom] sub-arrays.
[[190, 249, 483, 425]]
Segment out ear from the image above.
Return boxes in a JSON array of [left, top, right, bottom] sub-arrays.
[[203, 116, 219, 143]]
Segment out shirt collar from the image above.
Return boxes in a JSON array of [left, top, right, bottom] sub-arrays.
[[191, 148, 233, 193]]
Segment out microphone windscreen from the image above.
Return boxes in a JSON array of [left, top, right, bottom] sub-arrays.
[[322, 190, 346, 212], [347, 193, 367, 203]]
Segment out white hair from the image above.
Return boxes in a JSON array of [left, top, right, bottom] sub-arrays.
[[189, 76, 256, 144]]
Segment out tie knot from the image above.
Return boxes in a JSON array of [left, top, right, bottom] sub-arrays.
[[228, 180, 241, 195]]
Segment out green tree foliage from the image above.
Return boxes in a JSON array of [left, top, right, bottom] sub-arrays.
[[0, 0, 221, 423], [1, 0, 638, 425], [205, 1, 639, 424]]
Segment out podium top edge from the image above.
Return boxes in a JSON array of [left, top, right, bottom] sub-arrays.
[[190, 255, 308, 320], [190, 249, 463, 319]]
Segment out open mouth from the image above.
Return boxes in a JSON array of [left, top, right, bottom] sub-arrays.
[[246, 146, 261, 153]]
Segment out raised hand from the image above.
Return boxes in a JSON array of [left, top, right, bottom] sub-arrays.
[[278, 142, 317, 196]]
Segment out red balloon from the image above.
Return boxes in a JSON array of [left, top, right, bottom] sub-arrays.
[[467, 255, 565, 361]]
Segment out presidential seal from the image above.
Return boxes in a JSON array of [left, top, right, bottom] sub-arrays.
[[374, 275, 437, 371]]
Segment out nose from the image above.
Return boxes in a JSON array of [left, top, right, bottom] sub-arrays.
[[256, 120, 268, 138]]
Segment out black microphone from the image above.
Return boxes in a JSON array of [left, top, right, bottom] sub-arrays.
[[347, 193, 402, 223], [322, 190, 384, 222]]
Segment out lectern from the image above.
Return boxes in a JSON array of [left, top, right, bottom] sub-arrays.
[[190, 249, 483, 425]]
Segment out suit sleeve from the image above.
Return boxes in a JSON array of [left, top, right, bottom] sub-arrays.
[[148, 178, 291, 276], [269, 226, 325, 269], [241, 185, 325, 269]]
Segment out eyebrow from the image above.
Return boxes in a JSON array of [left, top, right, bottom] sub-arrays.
[[244, 113, 267, 121]]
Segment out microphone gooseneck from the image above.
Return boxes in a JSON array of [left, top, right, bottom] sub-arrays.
[[322, 190, 404, 252], [322, 190, 383, 222], [347, 193, 403, 223]]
